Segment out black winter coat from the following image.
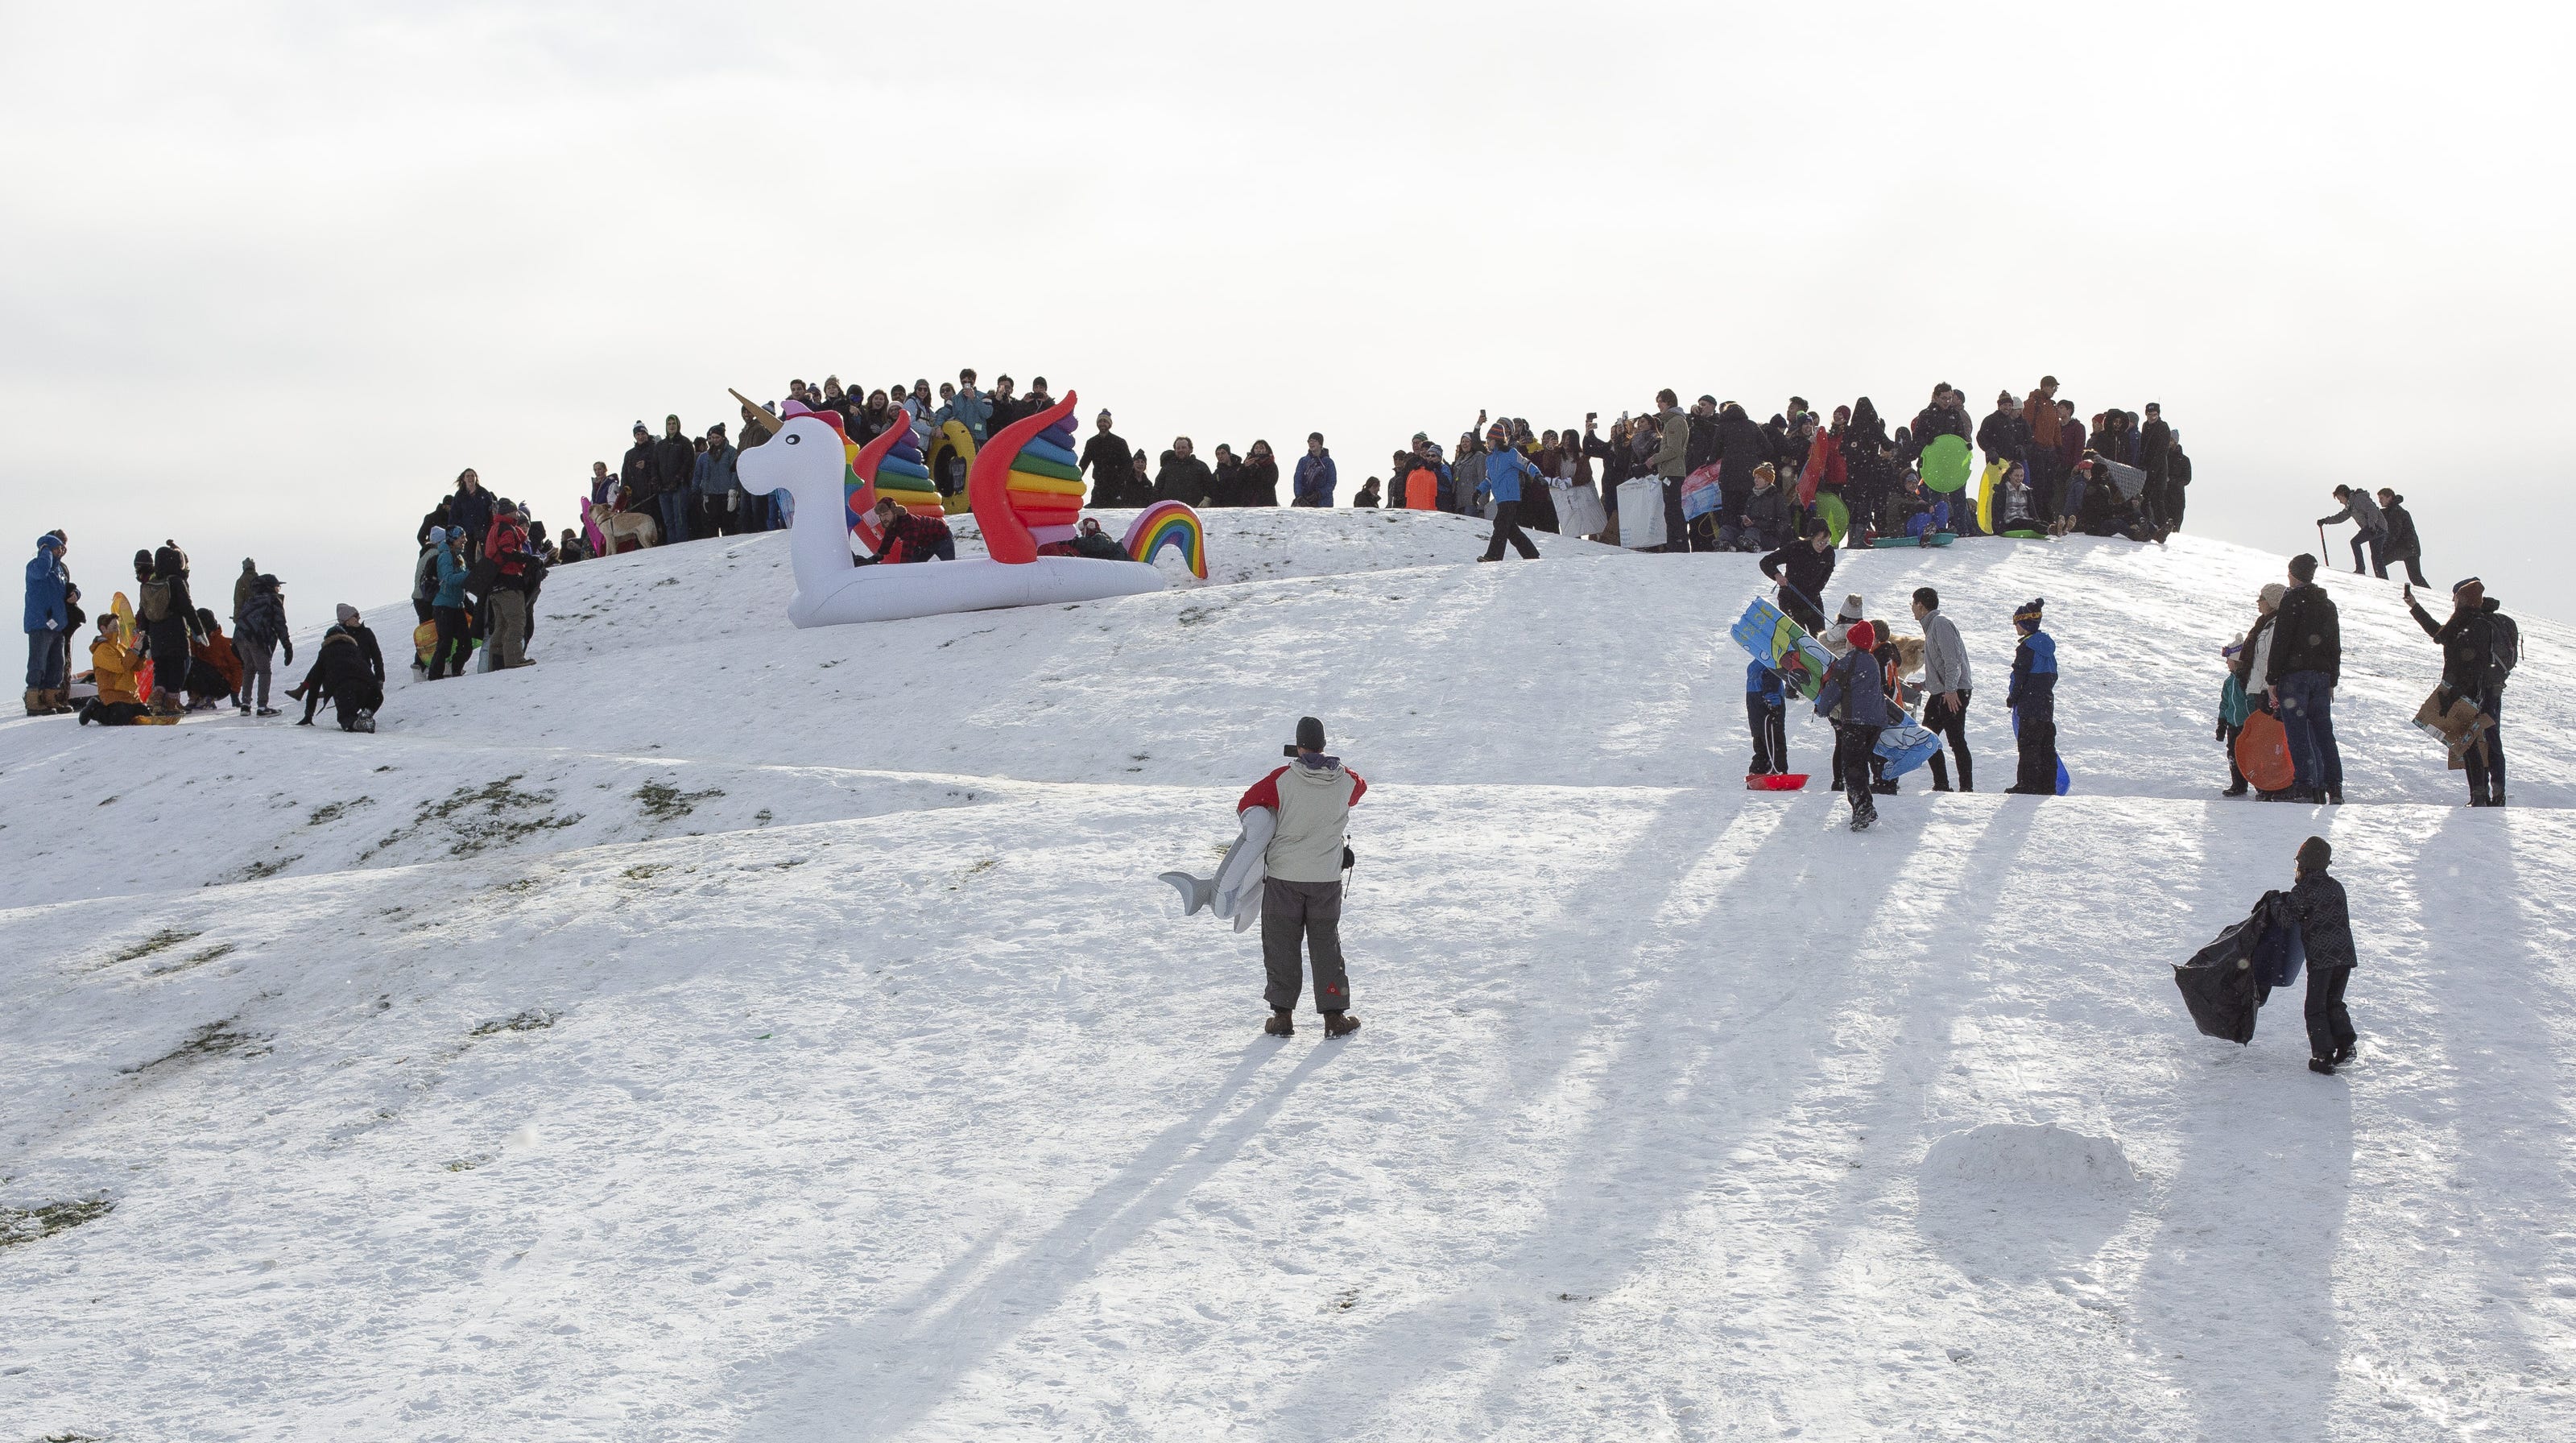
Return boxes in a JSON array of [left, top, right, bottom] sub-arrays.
[[1976, 410, 2031, 465], [1758, 540, 1837, 614], [2286, 873, 2357, 970], [2409, 593, 2497, 699], [621, 439, 660, 499], [2380, 498, 2421, 560], [2267, 584, 2341, 687], [451, 486, 494, 543], [654, 435, 697, 494]]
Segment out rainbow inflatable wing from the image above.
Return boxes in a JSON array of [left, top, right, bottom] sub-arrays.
[[967, 390, 1090, 565], [1123, 500, 1208, 579]]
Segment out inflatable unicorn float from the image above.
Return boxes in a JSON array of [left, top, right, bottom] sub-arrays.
[[733, 386, 1205, 627]]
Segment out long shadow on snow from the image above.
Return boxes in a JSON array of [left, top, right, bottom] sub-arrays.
[[729, 1037, 1343, 1441], [1267, 796, 1896, 1437], [2405, 807, 2576, 1388], [2130, 917, 2354, 1442]]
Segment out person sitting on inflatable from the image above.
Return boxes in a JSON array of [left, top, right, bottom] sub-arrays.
[[865, 496, 955, 564]]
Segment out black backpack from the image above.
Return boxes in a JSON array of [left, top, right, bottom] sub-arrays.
[[2491, 610, 2520, 688]]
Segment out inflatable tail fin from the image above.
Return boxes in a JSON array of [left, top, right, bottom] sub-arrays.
[[1159, 870, 1217, 916]]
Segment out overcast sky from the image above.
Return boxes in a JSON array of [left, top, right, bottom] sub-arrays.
[[6, 1, 2573, 629]]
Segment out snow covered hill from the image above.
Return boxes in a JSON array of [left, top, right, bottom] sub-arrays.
[[3, 511, 2572, 1441]]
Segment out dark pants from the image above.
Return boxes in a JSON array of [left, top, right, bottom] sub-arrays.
[[1660, 478, 1688, 552], [2223, 719, 2247, 792], [431, 605, 473, 678], [1925, 689, 1974, 791], [27, 631, 64, 689], [2395, 552, 2428, 587], [1834, 723, 1882, 821], [1482, 500, 1540, 561], [411, 595, 433, 624], [657, 489, 691, 544], [2471, 689, 2506, 802], [2012, 692, 2058, 792], [2277, 670, 2342, 796], [2351, 529, 2387, 577], [2304, 964, 2355, 1061], [1780, 592, 1825, 637], [1261, 877, 1351, 1015], [1747, 695, 1787, 774]]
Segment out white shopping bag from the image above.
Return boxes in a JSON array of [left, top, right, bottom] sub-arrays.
[[1617, 478, 1665, 548]]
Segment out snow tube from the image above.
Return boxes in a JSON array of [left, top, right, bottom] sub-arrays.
[[2001, 528, 2048, 540], [1920, 434, 1972, 493], [878, 456, 933, 482], [1008, 453, 1082, 483], [2235, 709, 2297, 793], [1975, 463, 2001, 532]]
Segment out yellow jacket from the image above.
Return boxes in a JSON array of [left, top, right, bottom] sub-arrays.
[[90, 632, 142, 706]]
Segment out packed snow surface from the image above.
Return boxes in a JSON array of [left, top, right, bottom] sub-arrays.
[[4, 510, 2572, 1440]]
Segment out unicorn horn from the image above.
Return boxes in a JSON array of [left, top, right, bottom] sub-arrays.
[[730, 389, 785, 432]]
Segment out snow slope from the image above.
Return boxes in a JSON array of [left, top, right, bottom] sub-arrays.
[[3, 511, 2572, 1441]]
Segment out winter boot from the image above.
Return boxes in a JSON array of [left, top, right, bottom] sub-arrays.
[[2333, 1041, 2356, 1065], [2470, 782, 2492, 808], [23, 688, 43, 717], [353, 709, 376, 734], [1324, 1011, 1362, 1038], [1263, 1010, 1294, 1037], [1850, 807, 1876, 833], [2308, 1057, 2336, 1076]]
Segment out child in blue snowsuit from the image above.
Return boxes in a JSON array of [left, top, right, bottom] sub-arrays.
[[1746, 659, 1788, 776], [2006, 597, 2059, 794]]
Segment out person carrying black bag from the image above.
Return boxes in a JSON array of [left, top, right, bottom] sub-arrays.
[[2284, 836, 2358, 1073]]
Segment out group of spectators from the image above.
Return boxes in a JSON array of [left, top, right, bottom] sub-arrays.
[[22, 535, 382, 730], [1352, 379, 2198, 562]]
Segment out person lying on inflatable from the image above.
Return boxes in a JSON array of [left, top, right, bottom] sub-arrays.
[[1036, 516, 1135, 562], [863, 496, 955, 564]]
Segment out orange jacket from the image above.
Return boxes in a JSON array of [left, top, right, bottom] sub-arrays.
[[2023, 390, 2061, 449], [192, 629, 243, 693]]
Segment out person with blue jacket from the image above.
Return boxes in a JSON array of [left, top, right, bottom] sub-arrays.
[[2004, 597, 2060, 794], [693, 422, 741, 538], [1813, 620, 1895, 829], [1292, 432, 1338, 507], [1746, 658, 1788, 778], [1477, 424, 1543, 562], [23, 532, 72, 714], [428, 527, 473, 680]]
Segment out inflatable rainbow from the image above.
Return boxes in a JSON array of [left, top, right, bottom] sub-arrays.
[[1123, 500, 1207, 579]]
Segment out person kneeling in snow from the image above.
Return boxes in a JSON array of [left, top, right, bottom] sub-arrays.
[[2285, 835, 2359, 1073], [1243, 716, 1367, 1038], [866, 497, 955, 564], [288, 605, 385, 731], [77, 614, 148, 726], [1813, 621, 1893, 831]]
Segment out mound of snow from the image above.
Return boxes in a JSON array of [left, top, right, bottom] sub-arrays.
[[4, 509, 2573, 1439]]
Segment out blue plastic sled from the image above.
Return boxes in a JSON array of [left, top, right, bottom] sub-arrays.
[[1877, 713, 1942, 778]]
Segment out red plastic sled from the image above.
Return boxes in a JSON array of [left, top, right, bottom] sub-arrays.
[[1746, 773, 1810, 792]]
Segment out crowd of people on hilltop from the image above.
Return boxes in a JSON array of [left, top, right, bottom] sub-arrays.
[[1350, 378, 2198, 562], [22, 534, 386, 730]]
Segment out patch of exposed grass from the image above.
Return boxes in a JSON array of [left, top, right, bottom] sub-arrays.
[[444, 1155, 493, 1172], [147, 943, 236, 978], [111, 928, 201, 964], [622, 863, 668, 883], [469, 1009, 556, 1036], [124, 1019, 270, 1073], [239, 855, 299, 881], [634, 780, 723, 823], [0, 1196, 114, 1250], [366, 775, 585, 859], [309, 796, 374, 826]]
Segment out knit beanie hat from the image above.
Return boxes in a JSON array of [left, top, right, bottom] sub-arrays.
[[2297, 836, 2332, 875], [1846, 621, 1875, 651], [336, 603, 360, 624], [1837, 593, 1865, 622], [2012, 597, 2045, 625], [2260, 582, 2286, 610]]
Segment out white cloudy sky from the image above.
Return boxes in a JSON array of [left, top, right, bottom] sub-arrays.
[[6, 1, 2573, 626]]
